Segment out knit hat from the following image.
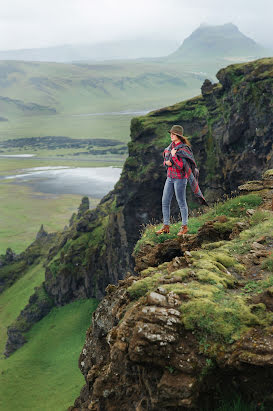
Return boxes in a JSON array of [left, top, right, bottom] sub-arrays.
[[169, 125, 184, 137]]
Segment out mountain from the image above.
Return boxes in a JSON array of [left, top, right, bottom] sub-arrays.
[[3, 56, 273, 354], [170, 23, 269, 60], [1, 57, 273, 408], [0, 38, 179, 63]]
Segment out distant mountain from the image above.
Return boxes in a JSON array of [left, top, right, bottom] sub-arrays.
[[0, 38, 179, 63], [169, 23, 269, 60]]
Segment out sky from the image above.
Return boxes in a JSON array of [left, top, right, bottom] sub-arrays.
[[1, 0, 272, 51]]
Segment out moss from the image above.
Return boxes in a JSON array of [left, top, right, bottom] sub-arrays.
[[212, 218, 237, 233], [180, 293, 266, 343], [127, 272, 163, 299], [140, 266, 159, 277], [261, 256, 273, 272], [240, 217, 273, 241], [249, 209, 271, 226], [201, 241, 227, 250], [164, 281, 220, 299], [263, 169, 273, 178]]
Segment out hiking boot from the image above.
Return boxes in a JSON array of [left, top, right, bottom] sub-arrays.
[[155, 224, 170, 235], [177, 225, 188, 236]]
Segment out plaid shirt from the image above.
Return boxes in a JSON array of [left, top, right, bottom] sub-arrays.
[[163, 141, 189, 179]]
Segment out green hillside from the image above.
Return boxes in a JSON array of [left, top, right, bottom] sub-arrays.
[[0, 60, 204, 145], [0, 249, 97, 409], [0, 299, 98, 411]]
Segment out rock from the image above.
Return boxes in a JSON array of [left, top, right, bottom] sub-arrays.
[[157, 286, 167, 295], [246, 209, 256, 216], [77, 196, 90, 218], [251, 242, 266, 250], [146, 292, 167, 307], [263, 169, 273, 180], [36, 224, 48, 240], [256, 236, 267, 244], [4, 247, 17, 263], [239, 182, 264, 192]]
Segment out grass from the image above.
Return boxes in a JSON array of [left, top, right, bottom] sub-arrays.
[[0, 298, 98, 411], [0, 157, 104, 254], [129, 198, 273, 345], [0, 180, 98, 254], [0, 59, 203, 143], [134, 193, 263, 255], [0, 262, 45, 354], [208, 393, 263, 411]]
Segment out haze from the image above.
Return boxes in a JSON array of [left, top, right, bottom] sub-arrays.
[[1, 0, 272, 52]]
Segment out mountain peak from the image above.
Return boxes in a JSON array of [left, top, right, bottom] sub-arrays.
[[170, 23, 266, 60]]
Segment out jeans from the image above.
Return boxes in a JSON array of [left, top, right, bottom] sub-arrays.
[[162, 177, 188, 226]]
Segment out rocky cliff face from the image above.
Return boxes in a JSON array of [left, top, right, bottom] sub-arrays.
[[45, 57, 273, 304], [4, 58, 273, 357], [70, 171, 273, 410]]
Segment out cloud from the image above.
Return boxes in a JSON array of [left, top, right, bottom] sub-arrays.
[[0, 0, 272, 50]]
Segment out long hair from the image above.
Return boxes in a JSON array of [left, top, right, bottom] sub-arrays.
[[177, 135, 191, 147]]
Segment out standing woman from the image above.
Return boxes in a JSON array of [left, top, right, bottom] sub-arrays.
[[156, 125, 208, 236]]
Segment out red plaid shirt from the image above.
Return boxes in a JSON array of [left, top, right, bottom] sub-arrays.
[[164, 141, 189, 179]]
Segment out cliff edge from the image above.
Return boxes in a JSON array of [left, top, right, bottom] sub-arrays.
[[70, 170, 273, 410]]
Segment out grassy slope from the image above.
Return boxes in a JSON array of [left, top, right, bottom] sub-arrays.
[[0, 299, 98, 411], [0, 60, 204, 143], [0, 157, 122, 254], [0, 262, 44, 354]]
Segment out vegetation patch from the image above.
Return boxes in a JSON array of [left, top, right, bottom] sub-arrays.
[[242, 277, 273, 295], [128, 272, 163, 299], [133, 193, 262, 255], [180, 292, 271, 344], [0, 299, 98, 411]]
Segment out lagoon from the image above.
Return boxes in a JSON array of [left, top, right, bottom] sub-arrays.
[[1, 166, 122, 197]]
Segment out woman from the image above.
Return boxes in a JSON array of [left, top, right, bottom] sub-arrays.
[[156, 124, 208, 236]]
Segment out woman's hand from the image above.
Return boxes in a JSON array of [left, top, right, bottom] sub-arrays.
[[165, 160, 172, 166], [171, 148, 177, 157]]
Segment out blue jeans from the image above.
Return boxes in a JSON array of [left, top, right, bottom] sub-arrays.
[[162, 177, 188, 225]]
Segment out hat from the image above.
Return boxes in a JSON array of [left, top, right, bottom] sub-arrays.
[[169, 125, 184, 137]]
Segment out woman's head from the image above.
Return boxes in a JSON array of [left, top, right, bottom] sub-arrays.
[[169, 124, 191, 146]]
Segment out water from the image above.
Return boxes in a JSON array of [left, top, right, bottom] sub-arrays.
[[1, 166, 122, 197], [0, 154, 36, 158]]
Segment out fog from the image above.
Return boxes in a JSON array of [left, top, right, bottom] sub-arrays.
[[1, 0, 272, 51]]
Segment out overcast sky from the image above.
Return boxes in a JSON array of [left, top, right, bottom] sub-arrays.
[[1, 0, 272, 51]]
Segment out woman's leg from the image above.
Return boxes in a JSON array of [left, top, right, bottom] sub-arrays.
[[162, 177, 174, 225], [174, 179, 188, 225]]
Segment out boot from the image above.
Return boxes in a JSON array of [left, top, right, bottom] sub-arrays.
[[155, 224, 170, 235], [177, 225, 188, 236]]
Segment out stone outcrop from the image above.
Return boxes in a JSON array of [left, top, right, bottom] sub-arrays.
[[43, 57, 273, 306], [3, 58, 273, 357], [70, 174, 273, 410]]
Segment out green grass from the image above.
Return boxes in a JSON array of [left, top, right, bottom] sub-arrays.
[[0, 180, 98, 254], [0, 298, 98, 411], [0, 157, 104, 253], [204, 393, 262, 411], [134, 193, 263, 255], [0, 262, 45, 354], [0, 59, 203, 143]]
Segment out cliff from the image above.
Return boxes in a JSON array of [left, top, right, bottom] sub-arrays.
[[44, 57, 273, 302], [70, 170, 273, 410], [3, 57, 273, 357]]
